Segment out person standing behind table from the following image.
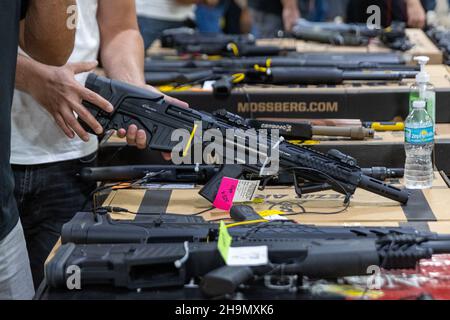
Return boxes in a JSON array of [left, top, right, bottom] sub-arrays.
[[136, 0, 221, 50], [248, 0, 300, 38], [11, 0, 188, 289], [196, 0, 231, 33], [248, 0, 326, 38], [0, 0, 76, 300], [346, 0, 427, 28]]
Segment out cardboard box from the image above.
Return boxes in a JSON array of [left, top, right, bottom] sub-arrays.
[[102, 171, 450, 229]]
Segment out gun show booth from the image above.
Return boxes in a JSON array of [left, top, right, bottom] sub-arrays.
[[17, 12, 450, 304]]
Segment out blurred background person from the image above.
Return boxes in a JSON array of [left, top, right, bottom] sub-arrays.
[[195, 0, 252, 34], [422, 0, 437, 11], [224, 0, 253, 34], [248, 0, 328, 38], [324, 0, 349, 21], [136, 0, 196, 49], [195, 0, 229, 33], [346, 0, 428, 28]]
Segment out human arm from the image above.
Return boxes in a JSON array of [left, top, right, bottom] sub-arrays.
[[20, 0, 76, 66], [281, 0, 301, 32], [15, 55, 114, 142], [405, 0, 426, 28], [98, 0, 188, 149]]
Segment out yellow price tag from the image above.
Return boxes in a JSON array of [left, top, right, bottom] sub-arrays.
[[250, 197, 265, 204], [258, 210, 285, 217], [288, 140, 320, 145], [218, 221, 233, 263]]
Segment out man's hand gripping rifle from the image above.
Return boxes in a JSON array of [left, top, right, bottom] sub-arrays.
[[80, 74, 409, 205]]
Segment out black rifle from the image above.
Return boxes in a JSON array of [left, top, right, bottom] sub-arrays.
[[46, 236, 450, 296], [293, 19, 380, 38], [144, 67, 417, 96], [61, 211, 434, 245], [79, 165, 403, 183], [144, 56, 417, 94], [145, 54, 417, 71], [291, 20, 413, 51], [210, 67, 416, 97], [159, 27, 294, 57], [80, 74, 409, 204], [177, 43, 296, 57], [160, 27, 256, 49]]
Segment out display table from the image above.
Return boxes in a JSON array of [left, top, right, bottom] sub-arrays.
[[38, 172, 450, 300]]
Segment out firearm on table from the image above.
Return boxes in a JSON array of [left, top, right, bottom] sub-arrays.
[[290, 20, 413, 51], [61, 210, 433, 245], [175, 42, 296, 57], [144, 56, 418, 95], [47, 234, 450, 296], [254, 118, 405, 132], [160, 27, 256, 49], [146, 67, 417, 96], [159, 27, 295, 57], [80, 74, 409, 205], [79, 165, 404, 183], [145, 54, 416, 71]]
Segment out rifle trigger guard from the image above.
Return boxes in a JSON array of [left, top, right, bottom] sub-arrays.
[[264, 275, 298, 291]]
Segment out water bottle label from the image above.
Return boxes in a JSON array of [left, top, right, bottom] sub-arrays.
[[405, 126, 434, 144]]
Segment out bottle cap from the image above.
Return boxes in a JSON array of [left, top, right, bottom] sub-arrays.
[[414, 56, 430, 83], [412, 100, 426, 109]]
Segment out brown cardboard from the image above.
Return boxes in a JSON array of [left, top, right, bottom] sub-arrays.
[[148, 29, 442, 64], [102, 172, 450, 228]]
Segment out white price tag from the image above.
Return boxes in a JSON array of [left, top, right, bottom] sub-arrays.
[[202, 80, 216, 90], [226, 246, 268, 266], [264, 214, 288, 221], [233, 180, 260, 203]]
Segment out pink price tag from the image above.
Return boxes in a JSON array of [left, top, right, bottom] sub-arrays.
[[212, 177, 239, 211]]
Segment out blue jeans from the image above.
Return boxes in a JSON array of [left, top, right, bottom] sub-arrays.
[[195, 0, 230, 33], [250, 9, 284, 38], [12, 154, 97, 288], [138, 16, 187, 50], [0, 220, 34, 300], [421, 0, 436, 11]]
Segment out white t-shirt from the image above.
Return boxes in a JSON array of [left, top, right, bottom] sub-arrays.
[[11, 0, 100, 165], [135, 0, 195, 21]]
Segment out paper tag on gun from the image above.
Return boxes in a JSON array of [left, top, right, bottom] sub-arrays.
[[213, 178, 260, 211], [218, 221, 268, 266], [227, 246, 268, 266], [202, 80, 216, 91]]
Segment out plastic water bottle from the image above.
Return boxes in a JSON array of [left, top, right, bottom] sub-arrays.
[[404, 100, 434, 189]]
